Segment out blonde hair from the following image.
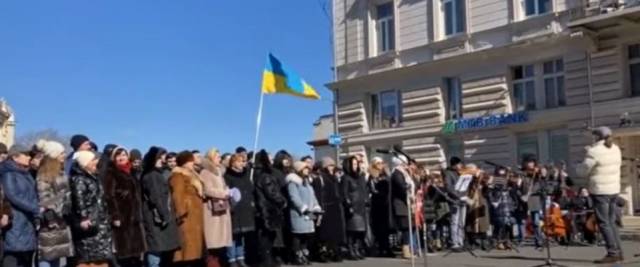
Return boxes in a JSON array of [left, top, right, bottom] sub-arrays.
[[37, 156, 62, 184], [206, 148, 220, 161]]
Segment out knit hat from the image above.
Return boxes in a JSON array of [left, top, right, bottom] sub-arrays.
[[321, 157, 336, 168], [36, 140, 66, 159], [70, 135, 90, 151], [293, 161, 309, 173], [392, 155, 408, 168], [592, 126, 612, 139], [129, 149, 142, 161], [450, 156, 463, 167], [176, 151, 195, 167], [74, 151, 96, 168], [8, 144, 31, 157], [0, 142, 7, 154]]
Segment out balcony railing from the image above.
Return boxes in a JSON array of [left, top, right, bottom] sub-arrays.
[[570, 0, 640, 21]]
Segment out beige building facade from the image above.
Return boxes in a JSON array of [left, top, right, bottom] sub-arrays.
[[325, 1, 640, 214], [0, 99, 15, 148]]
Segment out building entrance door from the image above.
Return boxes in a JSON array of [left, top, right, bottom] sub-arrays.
[[615, 135, 640, 215]]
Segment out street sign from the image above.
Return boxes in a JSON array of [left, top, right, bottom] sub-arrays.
[[328, 134, 342, 146]]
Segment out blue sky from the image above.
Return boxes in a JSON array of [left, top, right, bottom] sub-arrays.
[[0, 0, 334, 156]]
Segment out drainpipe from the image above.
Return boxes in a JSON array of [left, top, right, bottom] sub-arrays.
[[587, 51, 595, 128], [331, 0, 341, 161]]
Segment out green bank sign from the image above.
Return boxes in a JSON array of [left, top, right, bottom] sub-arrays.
[[442, 111, 528, 134]]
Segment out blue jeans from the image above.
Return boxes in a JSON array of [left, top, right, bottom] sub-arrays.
[[227, 234, 246, 263], [38, 259, 60, 267], [593, 195, 623, 257], [146, 253, 161, 267], [530, 211, 543, 246]]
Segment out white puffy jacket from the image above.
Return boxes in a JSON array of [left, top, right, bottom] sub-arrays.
[[576, 140, 621, 195]]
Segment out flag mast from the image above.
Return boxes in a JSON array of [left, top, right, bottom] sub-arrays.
[[249, 90, 265, 183]]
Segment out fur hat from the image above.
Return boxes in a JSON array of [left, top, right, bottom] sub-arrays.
[[321, 157, 336, 168], [36, 140, 66, 159], [70, 134, 90, 151], [74, 151, 96, 168], [176, 151, 195, 167], [293, 161, 309, 173], [392, 155, 408, 168]]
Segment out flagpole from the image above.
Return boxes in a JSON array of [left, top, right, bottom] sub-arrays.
[[249, 91, 265, 183]]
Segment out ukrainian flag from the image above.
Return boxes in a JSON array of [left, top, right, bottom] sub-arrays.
[[261, 53, 320, 100]]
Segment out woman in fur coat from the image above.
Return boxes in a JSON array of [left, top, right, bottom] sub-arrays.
[[35, 140, 74, 267], [103, 147, 147, 267], [201, 148, 233, 267], [170, 151, 205, 267]]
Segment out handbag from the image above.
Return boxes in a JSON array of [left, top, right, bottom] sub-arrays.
[[211, 198, 229, 215]]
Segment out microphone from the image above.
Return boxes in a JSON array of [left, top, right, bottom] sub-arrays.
[[375, 149, 393, 154]]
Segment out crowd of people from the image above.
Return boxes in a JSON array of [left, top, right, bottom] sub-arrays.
[[0, 126, 627, 267]]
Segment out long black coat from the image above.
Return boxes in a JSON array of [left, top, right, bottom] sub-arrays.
[[140, 168, 180, 253], [369, 174, 394, 236], [312, 171, 346, 245], [69, 164, 113, 263], [104, 165, 147, 259], [390, 169, 410, 230], [255, 169, 287, 246], [341, 173, 368, 233], [224, 168, 256, 234]]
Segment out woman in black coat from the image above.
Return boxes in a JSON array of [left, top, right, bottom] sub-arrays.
[[312, 157, 346, 262], [367, 158, 394, 257], [224, 154, 256, 267], [69, 151, 113, 267], [104, 147, 147, 267], [140, 147, 180, 267], [341, 156, 368, 261], [254, 150, 287, 267]]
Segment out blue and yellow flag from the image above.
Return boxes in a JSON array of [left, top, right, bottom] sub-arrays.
[[261, 53, 320, 100]]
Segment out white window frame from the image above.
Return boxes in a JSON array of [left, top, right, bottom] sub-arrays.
[[512, 64, 536, 111], [522, 0, 552, 17], [445, 77, 463, 120], [442, 0, 465, 37], [543, 59, 565, 108], [630, 44, 640, 96], [375, 2, 395, 55], [370, 90, 401, 130]]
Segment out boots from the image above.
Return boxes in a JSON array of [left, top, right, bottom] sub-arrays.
[[206, 255, 221, 267], [238, 259, 249, 267], [402, 245, 414, 260], [346, 244, 358, 261], [292, 251, 310, 266], [354, 241, 365, 260]]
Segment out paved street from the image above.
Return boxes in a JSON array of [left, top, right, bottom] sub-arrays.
[[310, 241, 640, 267]]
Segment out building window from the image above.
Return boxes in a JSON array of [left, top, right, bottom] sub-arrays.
[[512, 64, 536, 111], [629, 44, 640, 96], [376, 2, 395, 54], [548, 129, 569, 164], [517, 134, 539, 163], [442, 0, 465, 36], [446, 78, 463, 119], [371, 90, 401, 129], [524, 0, 551, 17], [543, 59, 566, 108]]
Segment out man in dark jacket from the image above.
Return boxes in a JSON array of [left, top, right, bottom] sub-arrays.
[[0, 145, 40, 267], [64, 134, 93, 175]]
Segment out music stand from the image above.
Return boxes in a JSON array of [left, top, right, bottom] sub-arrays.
[[529, 183, 568, 267]]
